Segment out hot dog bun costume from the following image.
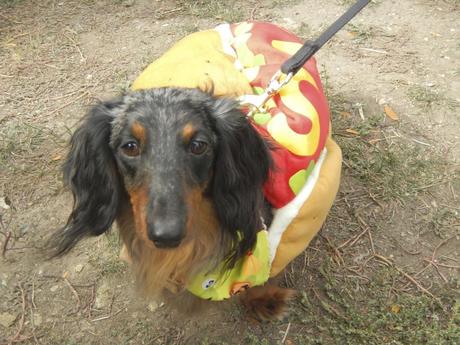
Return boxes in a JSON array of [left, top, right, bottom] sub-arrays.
[[130, 22, 342, 300]]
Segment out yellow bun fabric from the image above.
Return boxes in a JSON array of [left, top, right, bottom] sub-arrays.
[[131, 30, 252, 97]]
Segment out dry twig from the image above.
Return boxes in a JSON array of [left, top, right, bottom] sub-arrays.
[[2, 231, 12, 257], [90, 308, 123, 322], [421, 237, 456, 283], [281, 322, 291, 344], [63, 31, 85, 61], [47, 91, 89, 118], [312, 288, 346, 320], [63, 277, 81, 313], [373, 254, 443, 308], [322, 235, 344, 265], [250, 1, 260, 20], [10, 284, 27, 343], [337, 228, 367, 249], [31, 281, 37, 309]]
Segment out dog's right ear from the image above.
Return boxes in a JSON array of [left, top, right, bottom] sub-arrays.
[[50, 99, 124, 256]]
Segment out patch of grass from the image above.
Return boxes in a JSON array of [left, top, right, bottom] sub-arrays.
[[0, 120, 64, 188], [95, 254, 126, 276], [293, 260, 459, 345], [324, 89, 452, 200], [0, 0, 24, 8], [105, 229, 121, 250], [0, 119, 65, 202], [201, 338, 231, 345], [110, 319, 167, 344], [201, 338, 229, 345], [113, 69, 131, 93], [346, 23, 375, 42], [244, 333, 270, 345], [268, 0, 302, 9], [180, 23, 200, 36], [443, 0, 460, 7], [336, 0, 357, 5], [113, 0, 134, 6], [428, 208, 460, 238], [408, 85, 443, 108], [295, 22, 311, 39], [0, 122, 50, 162], [88, 231, 127, 276], [177, 0, 245, 22], [337, 134, 446, 199]]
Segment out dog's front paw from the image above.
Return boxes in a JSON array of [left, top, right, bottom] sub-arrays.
[[240, 285, 296, 321]]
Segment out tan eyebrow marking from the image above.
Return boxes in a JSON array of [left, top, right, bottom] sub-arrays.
[[182, 123, 196, 142], [131, 121, 146, 143]]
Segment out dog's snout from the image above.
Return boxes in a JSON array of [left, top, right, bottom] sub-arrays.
[[145, 177, 187, 248], [148, 218, 184, 248]]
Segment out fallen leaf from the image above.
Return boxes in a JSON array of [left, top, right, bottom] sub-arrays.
[[384, 105, 399, 121], [51, 154, 62, 161], [340, 111, 352, 118], [0, 312, 17, 328], [33, 313, 42, 327], [346, 31, 358, 38], [391, 304, 401, 314], [345, 128, 359, 135], [0, 197, 11, 210]]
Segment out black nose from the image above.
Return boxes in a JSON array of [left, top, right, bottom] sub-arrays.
[[147, 218, 184, 248]]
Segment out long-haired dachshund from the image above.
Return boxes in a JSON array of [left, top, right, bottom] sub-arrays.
[[50, 22, 342, 321], [52, 88, 292, 319]]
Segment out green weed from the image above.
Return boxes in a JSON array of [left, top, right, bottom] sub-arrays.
[[177, 0, 245, 22], [268, 0, 302, 9], [346, 23, 375, 42], [324, 86, 453, 200], [408, 85, 443, 108], [293, 261, 459, 345]]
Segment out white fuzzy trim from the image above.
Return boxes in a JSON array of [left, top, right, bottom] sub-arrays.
[[214, 24, 237, 59], [267, 148, 328, 264]]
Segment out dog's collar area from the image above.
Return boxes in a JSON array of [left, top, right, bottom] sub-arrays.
[[238, 70, 293, 116], [186, 230, 271, 301]]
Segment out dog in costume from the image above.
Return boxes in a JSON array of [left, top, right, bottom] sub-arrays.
[[51, 21, 342, 320]]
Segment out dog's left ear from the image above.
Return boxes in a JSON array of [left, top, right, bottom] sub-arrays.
[[207, 98, 271, 266]]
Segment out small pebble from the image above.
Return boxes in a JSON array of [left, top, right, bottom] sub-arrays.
[[0, 312, 17, 328], [33, 313, 42, 327]]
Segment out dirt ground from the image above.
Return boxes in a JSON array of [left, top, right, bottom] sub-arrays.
[[1, 0, 459, 344]]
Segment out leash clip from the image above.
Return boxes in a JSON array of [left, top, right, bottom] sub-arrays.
[[239, 70, 293, 116], [239, 0, 371, 117]]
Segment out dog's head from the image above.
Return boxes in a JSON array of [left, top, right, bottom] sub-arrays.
[[52, 88, 271, 266]]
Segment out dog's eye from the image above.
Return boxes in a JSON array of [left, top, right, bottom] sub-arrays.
[[189, 140, 208, 155], [121, 141, 140, 157]]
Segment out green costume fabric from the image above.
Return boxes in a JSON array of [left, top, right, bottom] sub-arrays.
[[186, 231, 271, 301]]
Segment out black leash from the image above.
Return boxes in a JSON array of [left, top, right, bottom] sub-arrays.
[[281, 0, 371, 76], [241, 0, 371, 114]]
